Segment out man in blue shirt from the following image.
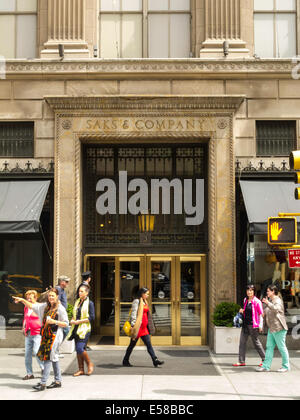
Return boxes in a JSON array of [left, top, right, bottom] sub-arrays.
[[56, 275, 70, 347], [56, 275, 70, 309]]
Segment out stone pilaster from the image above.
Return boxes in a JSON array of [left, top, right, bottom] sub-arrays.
[[40, 0, 92, 59], [200, 0, 250, 58]]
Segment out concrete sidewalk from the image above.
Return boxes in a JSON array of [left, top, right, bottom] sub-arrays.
[[0, 347, 300, 400]]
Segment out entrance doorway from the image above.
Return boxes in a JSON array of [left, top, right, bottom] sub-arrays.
[[86, 254, 207, 346]]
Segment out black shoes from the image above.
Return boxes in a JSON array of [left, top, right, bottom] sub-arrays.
[[122, 358, 165, 367], [153, 358, 165, 367], [33, 382, 62, 391], [47, 381, 62, 389], [33, 383, 46, 392]]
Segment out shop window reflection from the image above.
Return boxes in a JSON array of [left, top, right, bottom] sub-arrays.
[[247, 235, 300, 334], [0, 239, 45, 328]]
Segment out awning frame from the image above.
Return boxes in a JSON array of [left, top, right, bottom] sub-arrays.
[[0, 179, 53, 261], [238, 175, 300, 236]]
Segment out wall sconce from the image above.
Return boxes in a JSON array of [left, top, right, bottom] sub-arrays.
[[138, 212, 155, 243], [138, 213, 155, 233]]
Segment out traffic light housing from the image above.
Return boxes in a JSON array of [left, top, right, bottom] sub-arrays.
[[268, 217, 297, 245], [289, 150, 300, 199]]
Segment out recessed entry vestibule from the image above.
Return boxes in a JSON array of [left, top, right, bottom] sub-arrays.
[[84, 254, 207, 346], [46, 95, 242, 346]]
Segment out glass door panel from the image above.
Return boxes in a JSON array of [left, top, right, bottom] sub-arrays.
[[120, 260, 140, 302], [147, 257, 174, 345], [116, 257, 144, 345], [99, 260, 115, 336], [177, 257, 206, 345]]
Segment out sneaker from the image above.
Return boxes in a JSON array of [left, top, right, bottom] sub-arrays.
[[232, 363, 246, 367], [277, 367, 290, 373], [255, 366, 269, 372]]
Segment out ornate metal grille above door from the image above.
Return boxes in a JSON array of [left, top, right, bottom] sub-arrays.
[[83, 144, 208, 253]]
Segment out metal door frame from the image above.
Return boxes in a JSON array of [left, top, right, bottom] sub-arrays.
[[84, 253, 207, 346]]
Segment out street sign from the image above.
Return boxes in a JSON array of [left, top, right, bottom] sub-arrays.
[[288, 249, 300, 268], [267, 217, 297, 245]]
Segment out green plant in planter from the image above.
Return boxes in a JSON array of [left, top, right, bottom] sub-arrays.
[[67, 303, 74, 322], [212, 302, 241, 327]]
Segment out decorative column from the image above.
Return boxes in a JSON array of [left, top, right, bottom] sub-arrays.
[[41, 0, 90, 59], [200, 0, 250, 58]]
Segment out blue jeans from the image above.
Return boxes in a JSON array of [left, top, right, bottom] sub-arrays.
[[25, 334, 44, 376], [41, 360, 62, 385], [263, 329, 290, 371], [123, 334, 157, 363]]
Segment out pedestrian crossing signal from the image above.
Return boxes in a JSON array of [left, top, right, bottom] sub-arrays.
[[268, 217, 297, 245], [289, 151, 300, 199]]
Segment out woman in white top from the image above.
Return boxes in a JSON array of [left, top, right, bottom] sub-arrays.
[[14, 288, 68, 391]]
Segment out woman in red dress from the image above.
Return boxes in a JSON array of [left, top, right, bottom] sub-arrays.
[[122, 287, 164, 368]]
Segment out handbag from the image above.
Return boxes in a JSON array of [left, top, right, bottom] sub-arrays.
[[233, 312, 243, 328], [122, 309, 132, 337]]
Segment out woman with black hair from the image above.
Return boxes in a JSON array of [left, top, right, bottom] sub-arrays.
[[233, 284, 265, 367], [67, 284, 95, 376], [122, 287, 164, 368]]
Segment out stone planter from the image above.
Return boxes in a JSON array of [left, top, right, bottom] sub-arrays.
[[213, 326, 241, 354], [60, 338, 75, 354]]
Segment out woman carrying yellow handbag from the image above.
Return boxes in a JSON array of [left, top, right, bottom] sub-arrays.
[[122, 309, 132, 337], [122, 287, 164, 368]]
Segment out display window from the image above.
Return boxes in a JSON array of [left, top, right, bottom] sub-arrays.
[[0, 238, 49, 328]]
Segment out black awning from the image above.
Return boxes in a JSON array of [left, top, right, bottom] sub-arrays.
[[240, 180, 300, 235], [0, 180, 50, 234]]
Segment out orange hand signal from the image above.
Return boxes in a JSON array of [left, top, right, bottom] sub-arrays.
[[270, 222, 283, 241]]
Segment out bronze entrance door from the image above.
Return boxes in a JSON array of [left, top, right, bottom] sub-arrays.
[[85, 254, 206, 346]]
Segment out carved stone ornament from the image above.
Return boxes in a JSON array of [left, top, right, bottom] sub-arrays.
[[4, 59, 296, 77], [217, 118, 228, 130], [61, 119, 72, 130]]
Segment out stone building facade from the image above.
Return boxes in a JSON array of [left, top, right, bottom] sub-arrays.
[[1, 0, 300, 347]]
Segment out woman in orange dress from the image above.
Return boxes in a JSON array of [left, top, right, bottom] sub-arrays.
[[122, 287, 164, 368]]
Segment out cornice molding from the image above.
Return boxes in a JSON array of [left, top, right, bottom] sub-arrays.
[[45, 95, 245, 111], [3, 59, 297, 78]]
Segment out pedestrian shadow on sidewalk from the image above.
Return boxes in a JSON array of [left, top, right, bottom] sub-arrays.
[[0, 374, 35, 391], [96, 363, 123, 369], [0, 373, 25, 381], [7, 353, 25, 357]]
